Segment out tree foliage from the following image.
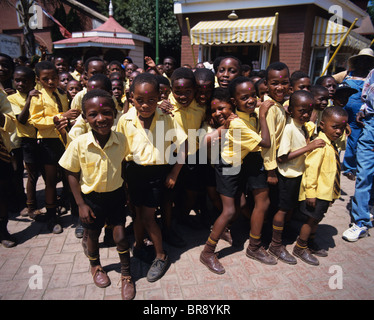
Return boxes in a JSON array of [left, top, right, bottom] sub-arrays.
[[97, 0, 181, 64]]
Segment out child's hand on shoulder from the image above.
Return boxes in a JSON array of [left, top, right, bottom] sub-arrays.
[[307, 138, 325, 151], [259, 100, 274, 117], [158, 99, 174, 116], [223, 112, 238, 129], [62, 109, 81, 120]]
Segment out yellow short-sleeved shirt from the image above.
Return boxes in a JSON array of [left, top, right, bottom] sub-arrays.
[[0, 90, 16, 152], [299, 131, 340, 202], [29, 88, 69, 139], [59, 130, 128, 194], [277, 118, 308, 178], [8, 91, 37, 139], [260, 94, 287, 171], [70, 70, 81, 81], [220, 111, 262, 166], [116, 107, 187, 165]]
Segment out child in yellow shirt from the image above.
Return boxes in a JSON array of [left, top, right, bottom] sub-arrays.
[[270, 90, 325, 264], [293, 106, 348, 265], [116, 73, 187, 282], [59, 89, 134, 300], [29, 61, 79, 234]]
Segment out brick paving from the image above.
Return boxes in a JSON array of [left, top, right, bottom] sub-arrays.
[[1, 155, 374, 301]]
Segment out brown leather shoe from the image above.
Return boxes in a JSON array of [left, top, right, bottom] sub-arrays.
[[200, 251, 225, 274], [120, 276, 135, 300], [246, 246, 277, 265], [269, 244, 297, 265], [91, 265, 111, 288], [308, 240, 328, 257], [220, 228, 233, 245], [292, 246, 319, 266]]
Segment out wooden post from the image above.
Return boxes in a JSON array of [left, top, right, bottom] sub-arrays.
[[267, 12, 279, 67]]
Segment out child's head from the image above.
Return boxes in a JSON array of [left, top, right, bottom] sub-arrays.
[[0, 53, 15, 85], [66, 79, 82, 101], [290, 70, 311, 92], [228, 76, 257, 114], [108, 60, 124, 76], [288, 90, 314, 125], [72, 58, 84, 73], [155, 75, 171, 100], [54, 54, 69, 73], [316, 75, 337, 100], [215, 56, 242, 88], [333, 82, 358, 107], [84, 57, 106, 79], [111, 78, 124, 102], [316, 75, 338, 99], [170, 67, 196, 107], [87, 74, 112, 93], [82, 89, 116, 135], [58, 71, 73, 91], [265, 62, 290, 103], [109, 71, 124, 82], [128, 71, 140, 87], [254, 78, 268, 101], [310, 85, 329, 111], [13, 66, 35, 94], [241, 64, 252, 77], [125, 63, 138, 79], [163, 56, 177, 77], [210, 87, 234, 127], [194, 68, 215, 106], [35, 61, 59, 91], [320, 106, 348, 142], [131, 73, 160, 119]]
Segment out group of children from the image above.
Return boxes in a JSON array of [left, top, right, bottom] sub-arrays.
[[0, 51, 352, 300]]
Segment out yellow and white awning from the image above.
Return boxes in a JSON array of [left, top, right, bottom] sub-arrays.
[[190, 16, 277, 46], [312, 17, 370, 50]]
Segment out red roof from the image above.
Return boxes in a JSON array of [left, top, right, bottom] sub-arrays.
[[93, 16, 131, 34], [54, 36, 135, 46]]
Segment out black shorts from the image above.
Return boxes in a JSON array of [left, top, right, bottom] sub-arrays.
[[215, 156, 248, 198], [177, 152, 201, 191], [199, 164, 216, 187], [21, 137, 40, 164], [245, 152, 268, 192], [82, 187, 127, 230], [38, 138, 64, 165], [125, 161, 171, 208], [277, 173, 302, 211], [299, 199, 330, 222]]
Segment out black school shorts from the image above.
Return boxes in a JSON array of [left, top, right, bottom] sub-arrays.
[[38, 138, 65, 165], [299, 199, 330, 222], [245, 152, 268, 192], [21, 137, 40, 164], [125, 161, 171, 208], [277, 173, 302, 211], [81, 187, 127, 230]]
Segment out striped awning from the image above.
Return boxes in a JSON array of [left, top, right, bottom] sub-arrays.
[[190, 16, 277, 45], [312, 17, 370, 50]]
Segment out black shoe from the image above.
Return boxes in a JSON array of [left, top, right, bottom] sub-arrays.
[[147, 254, 170, 282], [75, 220, 84, 239]]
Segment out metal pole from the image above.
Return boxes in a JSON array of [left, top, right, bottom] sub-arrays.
[[156, 0, 159, 64], [267, 12, 279, 68], [186, 17, 196, 65], [320, 18, 358, 76]]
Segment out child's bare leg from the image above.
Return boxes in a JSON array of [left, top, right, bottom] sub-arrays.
[[246, 188, 276, 265]]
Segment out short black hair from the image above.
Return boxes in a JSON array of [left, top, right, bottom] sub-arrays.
[[82, 89, 115, 114], [194, 68, 215, 84], [311, 84, 329, 96], [35, 61, 57, 77], [211, 87, 231, 104], [290, 70, 310, 87], [254, 78, 266, 97], [130, 72, 159, 93], [321, 105, 348, 122], [84, 56, 104, 71], [265, 62, 289, 80], [214, 56, 242, 74], [170, 67, 196, 87], [228, 76, 255, 98], [0, 53, 15, 71], [108, 60, 123, 68], [155, 75, 170, 87], [289, 90, 314, 111], [315, 75, 336, 86], [14, 66, 35, 81], [87, 74, 112, 92]]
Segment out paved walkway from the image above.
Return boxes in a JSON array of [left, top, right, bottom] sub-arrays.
[[1, 157, 374, 301]]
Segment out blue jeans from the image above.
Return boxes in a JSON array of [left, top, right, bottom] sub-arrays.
[[351, 115, 374, 228], [342, 125, 362, 174]]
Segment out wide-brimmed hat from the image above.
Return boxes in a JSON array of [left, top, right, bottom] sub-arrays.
[[348, 48, 374, 66], [335, 82, 358, 97]]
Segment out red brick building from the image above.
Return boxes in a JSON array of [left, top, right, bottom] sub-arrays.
[[174, 0, 372, 80]]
